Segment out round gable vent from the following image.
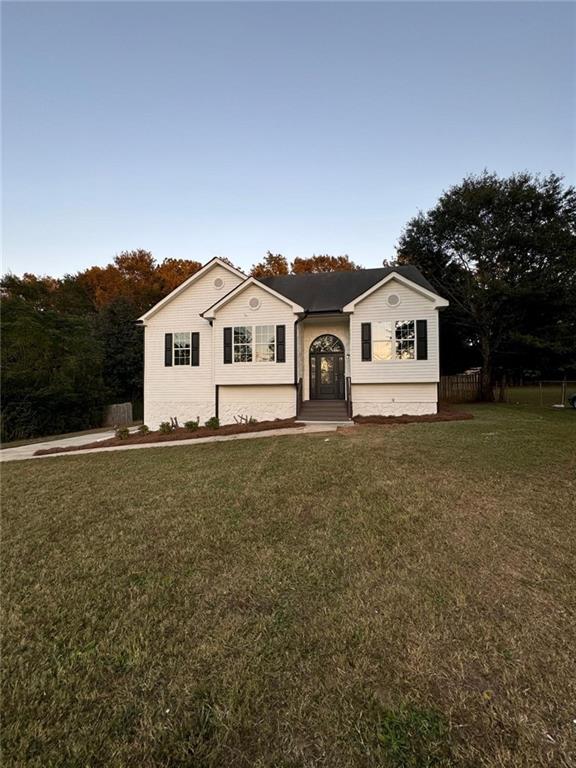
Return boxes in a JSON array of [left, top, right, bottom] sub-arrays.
[[214, 277, 224, 289], [387, 293, 400, 307], [248, 296, 261, 310]]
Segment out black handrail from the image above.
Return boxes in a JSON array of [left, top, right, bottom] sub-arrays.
[[296, 377, 303, 416], [346, 377, 352, 419]]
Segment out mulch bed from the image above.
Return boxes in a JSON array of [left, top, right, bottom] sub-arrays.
[[34, 419, 303, 456], [353, 407, 473, 425]]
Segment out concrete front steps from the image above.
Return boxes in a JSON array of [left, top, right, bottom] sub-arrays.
[[297, 400, 351, 423]]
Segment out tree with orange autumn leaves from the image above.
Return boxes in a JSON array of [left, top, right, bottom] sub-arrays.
[[250, 252, 362, 277]]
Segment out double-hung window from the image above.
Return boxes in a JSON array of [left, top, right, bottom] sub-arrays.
[[234, 327, 253, 362], [174, 332, 191, 365], [233, 325, 276, 362], [254, 325, 275, 362], [395, 320, 415, 359]]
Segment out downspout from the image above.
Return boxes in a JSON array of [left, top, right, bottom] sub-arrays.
[[294, 313, 308, 415]]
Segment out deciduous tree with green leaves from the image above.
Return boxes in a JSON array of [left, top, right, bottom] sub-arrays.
[[397, 172, 576, 399]]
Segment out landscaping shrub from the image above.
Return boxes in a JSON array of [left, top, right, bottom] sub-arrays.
[[204, 416, 220, 430], [184, 420, 199, 431], [137, 424, 150, 435], [158, 421, 173, 434], [115, 426, 130, 440]]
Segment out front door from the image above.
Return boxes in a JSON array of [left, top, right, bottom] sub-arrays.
[[310, 353, 345, 399]]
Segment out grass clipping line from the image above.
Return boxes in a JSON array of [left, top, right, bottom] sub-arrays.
[[34, 419, 303, 456]]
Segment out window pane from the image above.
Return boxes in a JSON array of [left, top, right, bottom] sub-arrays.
[[310, 334, 344, 353], [396, 340, 415, 359], [234, 345, 252, 362], [255, 345, 274, 362], [320, 356, 334, 383], [373, 321, 393, 342], [395, 320, 415, 340], [234, 327, 252, 344], [255, 325, 274, 344], [373, 341, 393, 361]]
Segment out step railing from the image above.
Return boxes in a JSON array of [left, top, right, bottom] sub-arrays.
[[296, 377, 303, 416], [346, 377, 352, 419]]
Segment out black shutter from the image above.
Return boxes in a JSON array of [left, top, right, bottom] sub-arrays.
[[223, 327, 232, 364], [164, 333, 173, 366], [276, 325, 286, 363], [191, 332, 200, 366], [416, 320, 428, 360], [361, 323, 372, 361]]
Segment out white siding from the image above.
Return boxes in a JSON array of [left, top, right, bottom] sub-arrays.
[[349, 278, 440, 384], [219, 385, 296, 424], [143, 264, 243, 428], [300, 318, 350, 401], [352, 383, 437, 417], [213, 284, 297, 385]]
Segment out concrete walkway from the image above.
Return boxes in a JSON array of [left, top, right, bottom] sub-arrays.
[[0, 423, 346, 463]]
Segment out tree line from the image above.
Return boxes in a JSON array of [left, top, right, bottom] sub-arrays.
[[2, 171, 574, 441]]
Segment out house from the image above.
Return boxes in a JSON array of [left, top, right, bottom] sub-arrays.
[[137, 258, 449, 427]]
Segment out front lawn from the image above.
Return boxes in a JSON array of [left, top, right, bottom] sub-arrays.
[[2, 405, 575, 767]]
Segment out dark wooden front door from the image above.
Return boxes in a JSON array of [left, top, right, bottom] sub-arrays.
[[310, 353, 345, 400]]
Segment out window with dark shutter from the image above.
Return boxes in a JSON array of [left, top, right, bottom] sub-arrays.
[[164, 333, 173, 366], [276, 325, 286, 363], [191, 332, 200, 366], [223, 327, 232, 364], [361, 323, 372, 361], [416, 320, 428, 360]]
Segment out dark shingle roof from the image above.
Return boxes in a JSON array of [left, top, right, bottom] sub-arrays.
[[259, 266, 439, 313]]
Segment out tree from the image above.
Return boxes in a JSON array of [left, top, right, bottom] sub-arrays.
[[156, 257, 202, 294], [251, 251, 289, 278], [0, 250, 204, 439], [97, 296, 144, 404], [291, 254, 362, 273], [397, 172, 576, 399], [1, 296, 105, 440]]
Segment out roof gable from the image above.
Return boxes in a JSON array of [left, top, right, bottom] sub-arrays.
[[138, 258, 246, 323], [202, 276, 304, 319], [342, 272, 449, 311]]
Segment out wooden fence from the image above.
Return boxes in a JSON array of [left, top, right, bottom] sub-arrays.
[[439, 372, 481, 403], [103, 402, 133, 427]]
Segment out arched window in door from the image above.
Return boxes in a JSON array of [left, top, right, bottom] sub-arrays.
[[309, 334, 344, 354]]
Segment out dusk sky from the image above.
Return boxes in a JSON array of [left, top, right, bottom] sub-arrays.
[[2, 1, 575, 277]]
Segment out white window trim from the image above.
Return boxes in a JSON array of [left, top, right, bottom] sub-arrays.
[[232, 324, 276, 364], [173, 332, 192, 366], [371, 319, 416, 362]]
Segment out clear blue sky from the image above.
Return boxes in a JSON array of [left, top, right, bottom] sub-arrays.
[[2, 1, 575, 276]]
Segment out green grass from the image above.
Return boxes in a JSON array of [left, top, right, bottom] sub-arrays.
[[2, 404, 575, 767], [504, 383, 576, 408]]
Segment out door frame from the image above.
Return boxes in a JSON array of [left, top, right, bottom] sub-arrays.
[[309, 334, 346, 400]]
